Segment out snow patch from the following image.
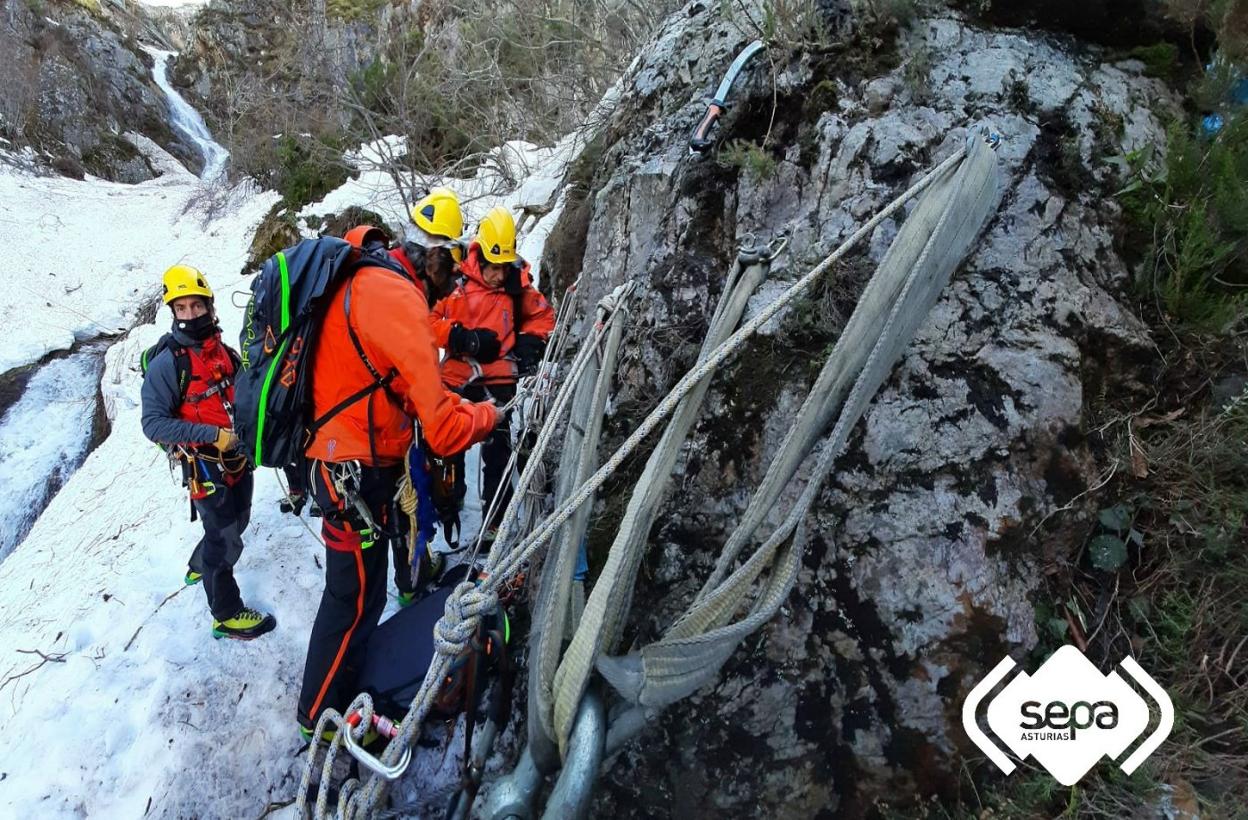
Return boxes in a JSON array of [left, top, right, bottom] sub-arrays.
[[0, 157, 278, 376]]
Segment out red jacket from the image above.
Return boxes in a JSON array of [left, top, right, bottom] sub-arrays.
[[429, 244, 556, 388], [178, 335, 234, 429], [305, 264, 496, 463]]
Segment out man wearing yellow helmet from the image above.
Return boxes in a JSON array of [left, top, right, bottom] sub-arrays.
[[428, 207, 555, 542], [140, 265, 276, 641], [389, 187, 465, 307]]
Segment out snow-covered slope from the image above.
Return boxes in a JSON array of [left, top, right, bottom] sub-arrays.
[[0, 146, 275, 375], [303, 135, 586, 285], [0, 127, 581, 816]]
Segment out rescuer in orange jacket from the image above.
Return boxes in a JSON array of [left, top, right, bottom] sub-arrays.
[[297, 236, 500, 737], [339, 220, 462, 604], [428, 206, 555, 544]]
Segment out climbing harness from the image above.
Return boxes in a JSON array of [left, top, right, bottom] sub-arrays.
[[689, 39, 766, 155], [329, 461, 390, 550], [297, 130, 1001, 820]]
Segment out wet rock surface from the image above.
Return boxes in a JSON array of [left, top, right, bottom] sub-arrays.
[[0, 0, 200, 179]]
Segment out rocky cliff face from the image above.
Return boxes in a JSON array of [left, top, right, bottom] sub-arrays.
[[167, 0, 388, 181], [0, 0, 202, 180], [170, 0, 381, 104], [537, 2, 1180, 814]]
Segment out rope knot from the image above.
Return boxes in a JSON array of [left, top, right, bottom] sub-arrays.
[[434, 582, 498, 657]]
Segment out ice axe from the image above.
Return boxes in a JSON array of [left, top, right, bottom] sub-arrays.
[[689, 39, 766, 156]]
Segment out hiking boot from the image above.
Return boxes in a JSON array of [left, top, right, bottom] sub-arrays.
[[279, 491, 306, 516], [212, 608, 276, 640], [184, 569, 203, 586]]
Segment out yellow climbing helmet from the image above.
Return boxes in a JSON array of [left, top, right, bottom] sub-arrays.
[[162, 264, 214, 305], [475, 206, 518, 264], [410, 187, 464, 241]]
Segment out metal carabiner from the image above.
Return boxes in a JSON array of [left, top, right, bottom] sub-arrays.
[[738, 233, 789, 265], [332, 461, 382, 541], [342, 726, 412, 781], [765, 235, 789, 262]]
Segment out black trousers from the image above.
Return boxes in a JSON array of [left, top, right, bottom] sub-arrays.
[[298, 459, 401, 729], [451, 382, 516, 531], [188, 458, 252, 621]]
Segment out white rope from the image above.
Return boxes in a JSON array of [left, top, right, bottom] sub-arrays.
[[300, 135, 991, 819], [462, 280, 584, 565]]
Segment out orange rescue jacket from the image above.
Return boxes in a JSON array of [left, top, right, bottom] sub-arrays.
[[305, 264, 496, 463], [429, 244, 556, 388]]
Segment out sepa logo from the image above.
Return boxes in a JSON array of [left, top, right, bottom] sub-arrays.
[[962, 645, 1173, 785]]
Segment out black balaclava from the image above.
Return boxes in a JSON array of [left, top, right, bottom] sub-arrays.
[[175, 308, 218, 341]]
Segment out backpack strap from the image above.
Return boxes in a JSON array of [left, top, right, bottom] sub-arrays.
[[142, 334, 193, 399], [165, 344, 192, 400], [172, 346, 191, 399], [304, 273, 397, 466]]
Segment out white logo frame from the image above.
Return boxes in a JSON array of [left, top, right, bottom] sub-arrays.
[[962, 645, 1174, 785]]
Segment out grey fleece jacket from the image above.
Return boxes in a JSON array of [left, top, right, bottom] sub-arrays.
[[140, 326, 221, 448]]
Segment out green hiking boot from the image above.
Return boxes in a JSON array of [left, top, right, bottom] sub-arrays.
[[212, 608, 276, 641], [184, 570, 203, 586], [300, 725, 338, 744]]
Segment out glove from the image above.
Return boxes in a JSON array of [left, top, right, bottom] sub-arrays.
[[448, 324, 501, 363], [279, 491, 307, 516], [514, 333, 546, 376], [213, 427, 239, 452]]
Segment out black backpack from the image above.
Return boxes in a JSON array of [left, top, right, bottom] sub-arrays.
[[139, 335, 190, 394], [234, 236, 406, 468], [356, 564, 510, 723]]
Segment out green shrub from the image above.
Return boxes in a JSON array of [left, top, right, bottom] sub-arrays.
[[326, 0, 385, 23], [719, 139, 778, 180], [1118, 113, 1248, 331], [1127, 42, 1180, 79], [272, 133, 352, 210]]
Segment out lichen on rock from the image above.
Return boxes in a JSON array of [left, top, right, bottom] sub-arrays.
[[538, 2, 1179, 814]]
